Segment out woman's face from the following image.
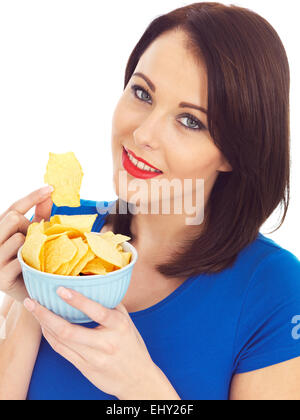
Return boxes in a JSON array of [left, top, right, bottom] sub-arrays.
[[111, 29, 231, 211]]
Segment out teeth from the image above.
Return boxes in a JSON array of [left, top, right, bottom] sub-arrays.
[[137, 161, 145, 170], [127, 151, 160, 173], [131, 156, 139, 166]]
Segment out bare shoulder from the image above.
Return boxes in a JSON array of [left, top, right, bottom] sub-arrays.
[[230, 357, 300, 400]]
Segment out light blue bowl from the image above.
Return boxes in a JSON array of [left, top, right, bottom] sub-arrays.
[[17, 242, 138, 324]]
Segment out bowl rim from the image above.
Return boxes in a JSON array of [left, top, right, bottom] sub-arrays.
[[17, 241, 138, 280]]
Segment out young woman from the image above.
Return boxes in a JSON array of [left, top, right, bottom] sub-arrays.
[[1, 2, 300, 400]]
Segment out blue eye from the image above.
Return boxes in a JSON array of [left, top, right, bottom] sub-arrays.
[[130, 84, 206, 131], [131, 85, 152, 103], [178, 114, 205, 131]]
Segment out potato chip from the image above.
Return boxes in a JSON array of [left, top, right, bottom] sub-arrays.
[[83, 256, 115, 273], [26, 220, 44, 236], [44, 152, 83, 207], [55, 261, 71, 276], [55, 237, 89, 276], [48, 215, 61, 225], [40, 244, 46, 272], [69, 248, 95, 277], [100, 231, 131, 247], [98, 232, 132, 267], [100, 232, 115, 239], [22, 221, 48, 271], [50, 215, 97, 234], [44, 234, 77, 274], [66, 237, 90, 276], [84, 233, 125, 268], [121, 252, 132, 267], [110, 233, 132, 246], [81, 258, 107, 275], [45, 224, 84, 239], [55, 237, 78, 275], [41, 231, 69, 271]]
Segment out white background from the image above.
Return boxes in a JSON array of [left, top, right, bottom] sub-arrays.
[[0, 0, 299, 306]]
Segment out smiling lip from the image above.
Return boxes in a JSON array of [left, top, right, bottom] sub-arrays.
[[124, 146, 162, 173], [122, 147, 163, 180]]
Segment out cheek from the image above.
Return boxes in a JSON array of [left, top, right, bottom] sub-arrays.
[[111, 96, 135, 140], [111, 102, 128, 163], [111, 101, 125, 139], [168, 143, 224, 180]]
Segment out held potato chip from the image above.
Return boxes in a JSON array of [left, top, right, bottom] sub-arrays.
[[44, 152, 83, 207]]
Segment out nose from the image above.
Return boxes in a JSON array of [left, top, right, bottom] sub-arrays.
[[133, 111, 163, 151]]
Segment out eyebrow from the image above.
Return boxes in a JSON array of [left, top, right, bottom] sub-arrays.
[[133, 72, 208, 115]]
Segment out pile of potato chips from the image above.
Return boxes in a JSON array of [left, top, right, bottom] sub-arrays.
[[22, 214, 132, 276], [22, 151, 132, 276]]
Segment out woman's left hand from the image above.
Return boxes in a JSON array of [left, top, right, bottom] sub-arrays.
[[23, 287, 165, 400]]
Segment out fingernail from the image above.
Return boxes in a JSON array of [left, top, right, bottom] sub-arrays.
[[24, 298, 35, 312], [57, 287, 73, 300], [41, 185, 54, 195]]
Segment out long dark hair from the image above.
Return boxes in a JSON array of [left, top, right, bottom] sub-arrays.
[[105, 2, 290, 277]]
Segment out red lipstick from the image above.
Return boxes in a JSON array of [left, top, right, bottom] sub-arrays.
[[122, 147, 163, 180], [126, 148, 162, 172]]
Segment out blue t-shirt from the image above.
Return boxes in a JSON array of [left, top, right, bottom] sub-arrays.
[[27, 199, 300, 400]]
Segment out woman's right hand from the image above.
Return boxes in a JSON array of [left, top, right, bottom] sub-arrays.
[[0, 186, 53, 302]]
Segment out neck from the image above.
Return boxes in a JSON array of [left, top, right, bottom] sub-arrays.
[[129, 203, 210, 265]]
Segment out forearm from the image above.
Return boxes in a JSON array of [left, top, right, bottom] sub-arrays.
[[0, 302, 42, 400], [118, 363, 181, 401]]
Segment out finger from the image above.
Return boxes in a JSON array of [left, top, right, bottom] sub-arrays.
[[0, 261, 28, 301], [115, 302, 147, 346], [0, 211, 30, 246], [115, 302, 138, 326], [56, 287, 123, 330], [0, 258, 23, 292], [115, 302, 131, 319], [0, 232, 25, 267], [33, 196, 54, 223], [23, 298, 107, 350], [0, 186, 54, 221], [114, 302, 137, 328], [42, 327, 110, 374], [41, 327, 85, 371]]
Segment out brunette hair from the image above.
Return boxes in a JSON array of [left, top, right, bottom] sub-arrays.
[[105, 2, 290, 277]]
